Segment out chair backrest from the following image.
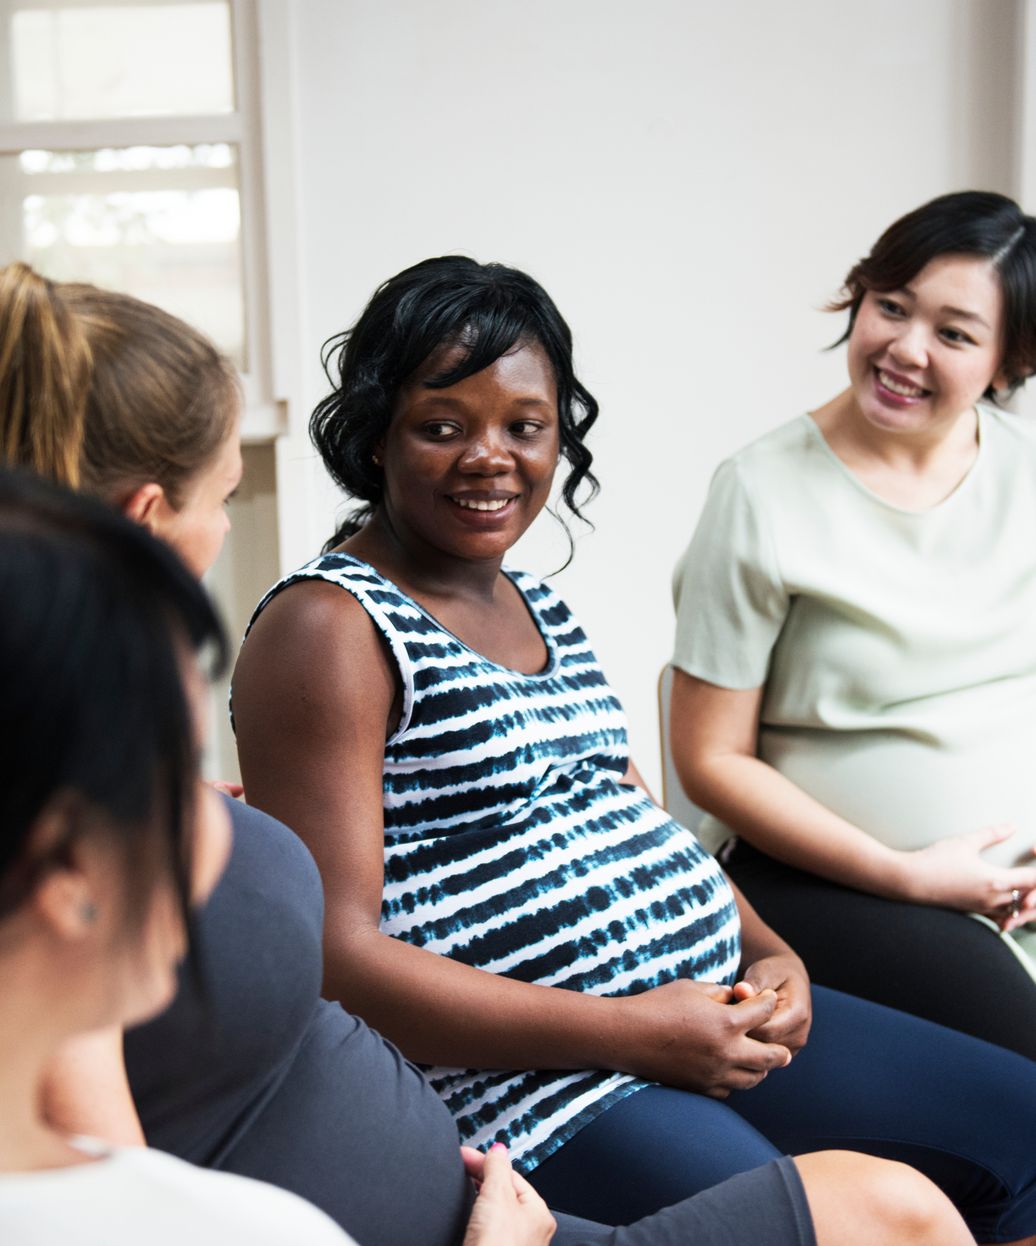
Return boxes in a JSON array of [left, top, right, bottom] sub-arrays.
[[657, 664, 727, 854]]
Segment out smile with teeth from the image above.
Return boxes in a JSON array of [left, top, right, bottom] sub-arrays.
[[450, 495, 514, 512], [877, 368, 929, 398]]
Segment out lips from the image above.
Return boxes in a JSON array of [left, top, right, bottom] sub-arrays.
[[445, 493, 519, 522], [874, 367, 931, 402], [449, 495, 512, 512]]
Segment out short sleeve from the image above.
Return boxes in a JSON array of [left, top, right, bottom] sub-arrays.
[[671, 456, 788, 689]]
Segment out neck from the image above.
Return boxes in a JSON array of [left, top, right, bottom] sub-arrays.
[[0, 943, 91, 1170], [347, 509, 504, 602], [814, 388, 979, 471]]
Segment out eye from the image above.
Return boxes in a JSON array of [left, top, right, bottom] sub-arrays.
[[510, 419, 545, 437], [422, 420, 461, 440], [223, 487, 239, 507], [875, 296, 906, 317], [939, 326, 977, 347]]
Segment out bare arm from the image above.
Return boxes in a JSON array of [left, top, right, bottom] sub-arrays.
[[41, 1027, 145, 1145], [669, 667, 1036, 917], [232, 585, 790, 1095]]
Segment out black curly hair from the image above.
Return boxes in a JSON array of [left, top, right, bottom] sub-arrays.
[[310, 256, 599, 553]]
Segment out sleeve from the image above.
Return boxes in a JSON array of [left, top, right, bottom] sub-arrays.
[[671, 455, 789, 689]]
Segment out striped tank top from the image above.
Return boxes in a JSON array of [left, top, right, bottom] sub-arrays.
[[250, 553, 740, 1171]]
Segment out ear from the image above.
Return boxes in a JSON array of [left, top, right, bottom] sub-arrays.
[[122, 481, 173, 537], [25, 800, 99, 943], [990, 367, 1012, 395]]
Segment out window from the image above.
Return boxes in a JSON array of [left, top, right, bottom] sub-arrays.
[[0, 0, 278, 435]]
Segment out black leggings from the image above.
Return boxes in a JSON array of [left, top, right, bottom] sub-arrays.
[[725, 838, 1036, 1062]]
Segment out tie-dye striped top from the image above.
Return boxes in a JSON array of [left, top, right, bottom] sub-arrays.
[[249, 553, 740, 1171]]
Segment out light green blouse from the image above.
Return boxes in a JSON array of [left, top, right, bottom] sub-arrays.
[[672, 408, 1036, 907]]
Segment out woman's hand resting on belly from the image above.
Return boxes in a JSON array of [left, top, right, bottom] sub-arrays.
[[903, 824, 1036, 930]]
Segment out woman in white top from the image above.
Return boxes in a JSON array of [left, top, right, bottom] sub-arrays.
[[0, 468, 555, 1246], [671, 190, 1036, 1060]]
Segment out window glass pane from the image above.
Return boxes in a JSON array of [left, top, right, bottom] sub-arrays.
[[2, 2, 233, 121], [3, 143, 245, 366]]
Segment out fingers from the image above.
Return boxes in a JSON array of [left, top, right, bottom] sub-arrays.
[[700, 981, 736, 1003], [478, 1142, 514, 1195], [973, 823, 1017, 850], [999, 869, 1036, 896], [730, 988, 779, 1030], [460, 1145, 486, 1181]]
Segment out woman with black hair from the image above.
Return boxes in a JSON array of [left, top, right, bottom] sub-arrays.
[[0, 471, 351, 1243], [1, 263, 972, 1246], [235, 254, 1036, 1243], [670, 190, 1036, 1060]]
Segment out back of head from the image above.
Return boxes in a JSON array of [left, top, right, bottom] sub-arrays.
[[0, 263, 239, 504], [833, 190, 1036, 396], [311, 255, 599, 547], [0, 467, 225, 926]]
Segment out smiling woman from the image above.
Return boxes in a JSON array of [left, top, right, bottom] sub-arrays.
[[669, 189, 1036, 1062], [233, 253, 1036, 1245]]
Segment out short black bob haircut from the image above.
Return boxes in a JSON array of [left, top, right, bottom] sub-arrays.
[[0, 468, 226, 943], [830, 190, 1036, 399], [311, 255, 599, 552]]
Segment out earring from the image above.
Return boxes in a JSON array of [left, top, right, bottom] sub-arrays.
[[372, 453, 382, 467], [80, 900, 98, 924]]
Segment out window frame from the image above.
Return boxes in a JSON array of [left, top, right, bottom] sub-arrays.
[[0, 0, 280, 439]]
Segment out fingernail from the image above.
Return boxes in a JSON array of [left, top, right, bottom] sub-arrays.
[[490, 1142, 507, 1152]]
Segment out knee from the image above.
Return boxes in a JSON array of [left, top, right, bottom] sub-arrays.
[[795, 1152, 971, 1246]]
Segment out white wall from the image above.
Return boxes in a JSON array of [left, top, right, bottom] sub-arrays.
[[261, 0, 1023, 789]]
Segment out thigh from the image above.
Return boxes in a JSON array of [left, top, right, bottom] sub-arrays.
[[728, 985, 1036, 1244], [727, 839, 1036, 1061], [528, 1085, 782, 1225], [550, 1156, 815, 1246]]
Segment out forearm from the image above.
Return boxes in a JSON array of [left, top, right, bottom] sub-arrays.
[[728, 876, 798, 966], [692, 752, 915, 900], [324, 924, 629, 1072]]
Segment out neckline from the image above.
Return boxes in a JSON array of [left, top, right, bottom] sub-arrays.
[[801, 408, 985, 516], [324, 552, 562, 679], [0, 1136, 113, 1183]]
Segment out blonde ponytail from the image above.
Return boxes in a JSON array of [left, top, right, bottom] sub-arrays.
[[0, 264, 237, 505], [0, 263, 90, 488]]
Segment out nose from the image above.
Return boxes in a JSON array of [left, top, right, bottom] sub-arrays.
[[458, 429, 514, 474], [889, 320, 929, 370]]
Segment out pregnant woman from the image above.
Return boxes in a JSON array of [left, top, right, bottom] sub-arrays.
[[234, 252, 1036, 1243], [1, 261, 964, 1246], [670, 190, 1036, 1060]]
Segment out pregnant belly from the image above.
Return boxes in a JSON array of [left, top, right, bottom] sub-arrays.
[[761, 728, 1036, 867]]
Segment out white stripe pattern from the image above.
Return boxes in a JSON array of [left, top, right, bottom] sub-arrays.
[[249, 554, 741, 1171]]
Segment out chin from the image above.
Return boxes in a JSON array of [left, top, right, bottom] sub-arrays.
[[122, 970, 179, 1029]]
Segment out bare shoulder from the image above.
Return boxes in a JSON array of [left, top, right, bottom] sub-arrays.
[[233, 577, 397, 733]]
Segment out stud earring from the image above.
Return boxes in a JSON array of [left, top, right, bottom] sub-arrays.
[[372, 453, 382, 466]]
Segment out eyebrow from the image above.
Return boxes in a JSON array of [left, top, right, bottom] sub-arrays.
[[898, 285, 992, 330], [411, 393, 554, 409]]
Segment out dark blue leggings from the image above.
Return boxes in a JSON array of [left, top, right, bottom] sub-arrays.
[[530, 986, 1036, 1243]]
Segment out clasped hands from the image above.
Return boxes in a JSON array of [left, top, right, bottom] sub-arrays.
[[623, 951, 811, 1100]]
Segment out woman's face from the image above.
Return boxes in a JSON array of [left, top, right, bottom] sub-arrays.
[[379, 340, 560, 564], [156, 414, 243, 578], [846, 253, 1007, 440]]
